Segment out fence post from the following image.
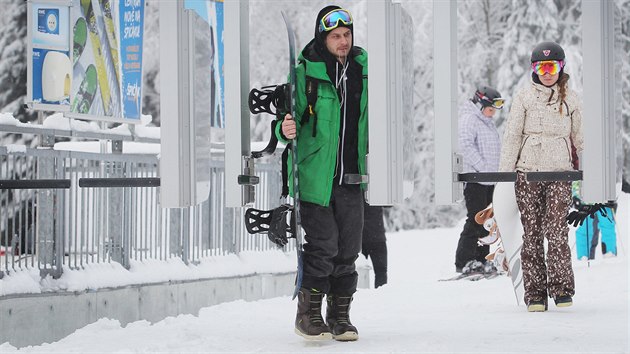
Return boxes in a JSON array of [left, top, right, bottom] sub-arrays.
[[169, 208, 182, 257], [107, 140, 126, 267], [223, 206, 236, 254], [201, 191, 210, 250], [36, 111, 61, 278]]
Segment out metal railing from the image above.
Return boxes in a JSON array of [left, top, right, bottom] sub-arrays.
[[0, 134, 283, 279]]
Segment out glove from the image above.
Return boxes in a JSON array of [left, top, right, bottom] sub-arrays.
[[566, 203, 609, 227]]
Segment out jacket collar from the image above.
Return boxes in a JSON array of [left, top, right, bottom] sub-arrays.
[[531, 79, 559, 104], [465, 101, 495, 127], [299, 40, 367, 82]]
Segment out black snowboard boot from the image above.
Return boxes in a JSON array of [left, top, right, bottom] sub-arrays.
[[295, 288, 332, 340], [553, 293, 573, 308], [326, 294, 359, 341]]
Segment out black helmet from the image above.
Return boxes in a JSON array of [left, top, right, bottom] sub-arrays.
[[531, 41, 565, 62], [472, 86, 504, 110]]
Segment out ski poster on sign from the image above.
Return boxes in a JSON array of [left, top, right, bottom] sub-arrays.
[[185, 0, 225, 129], [119, 0, 144, 120], [27, 0, 73, 111], [68, 0, 145, 123]]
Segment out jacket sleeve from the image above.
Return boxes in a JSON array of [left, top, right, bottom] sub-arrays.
[[499, 90, 526, 172], [459, 115, 484, 172], [569, 92, 584, 153]]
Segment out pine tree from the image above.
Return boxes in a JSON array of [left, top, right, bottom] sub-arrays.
[[458, 0, 512, 99], [0, 0, 35, 123]]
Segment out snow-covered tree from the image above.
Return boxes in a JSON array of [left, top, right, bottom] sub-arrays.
[[458, 0, 512, 100], [141, 0, 159, 125], [0, 0, 35, 124]]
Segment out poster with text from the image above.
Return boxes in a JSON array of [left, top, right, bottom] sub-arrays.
[[68, 0, 144, 122], [29, 2, 72, 110]]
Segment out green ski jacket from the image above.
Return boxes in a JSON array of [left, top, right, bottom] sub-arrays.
[[275, 47, 368, 207]]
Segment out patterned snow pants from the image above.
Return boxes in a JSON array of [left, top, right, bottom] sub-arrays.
[[515, 172, 574, 304]]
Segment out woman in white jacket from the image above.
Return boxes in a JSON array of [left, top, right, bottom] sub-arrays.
[[499, 41, 583, 312]]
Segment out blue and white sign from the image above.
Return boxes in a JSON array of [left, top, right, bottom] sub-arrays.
[[119, 0, 145, 120], [32, 4, 69, 49], [38, 8, 60, 35], [29, 2, 72, 109], [32, 48, 71, 105]]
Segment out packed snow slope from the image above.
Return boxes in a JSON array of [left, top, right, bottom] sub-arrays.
[[2, 192, 627, 353]]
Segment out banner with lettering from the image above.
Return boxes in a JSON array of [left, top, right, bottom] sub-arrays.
[[67, 0, 145, 122], [27, 1, 72, 111], [118, 0, 144, 120]]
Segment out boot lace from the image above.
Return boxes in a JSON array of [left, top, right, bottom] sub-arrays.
[[335, 296, 352, 325], [309, 296, 325, 324]]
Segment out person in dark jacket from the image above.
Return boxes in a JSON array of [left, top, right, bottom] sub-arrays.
[[277, 5, 368, 342]]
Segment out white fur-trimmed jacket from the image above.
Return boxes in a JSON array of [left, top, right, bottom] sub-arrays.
[[499, 79, 583, 173]]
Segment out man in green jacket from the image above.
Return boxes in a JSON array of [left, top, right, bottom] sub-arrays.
[[277, 5, 368, 342]]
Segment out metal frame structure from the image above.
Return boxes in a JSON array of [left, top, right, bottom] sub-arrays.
[[159, 1, 214, 208], [433, 0, 462, 205], [366, 0, 406, 205], [224, 1, 252, 208], [582, 0, 618, 202]]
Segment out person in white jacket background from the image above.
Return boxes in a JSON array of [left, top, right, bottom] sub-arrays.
[[455, 86, 504, 274], [499, 41, 583, 312]]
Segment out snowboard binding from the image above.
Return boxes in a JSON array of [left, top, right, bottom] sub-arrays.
[[247, 84, 291, 158], [244, 204, 296, 247], [475, 205, 499, 245], [248, 84, 290, 117]]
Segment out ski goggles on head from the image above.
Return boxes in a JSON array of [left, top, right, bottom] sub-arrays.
[[318, 8, 353, 33], [476, 93, 505, 109], [490, 98, 505, 109], [532, 60, 564, 76]]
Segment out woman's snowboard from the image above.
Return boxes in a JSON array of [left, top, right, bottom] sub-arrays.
[[492, 182, 525, 305]]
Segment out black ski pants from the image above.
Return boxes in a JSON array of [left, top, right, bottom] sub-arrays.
[[300, 184, 364, 295], [455, 182, 494, 269]]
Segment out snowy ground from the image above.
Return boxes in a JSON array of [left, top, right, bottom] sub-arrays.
[[1, 192, 628, 353]]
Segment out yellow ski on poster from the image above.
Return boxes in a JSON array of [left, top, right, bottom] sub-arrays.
[[99, 0, 121, 84]]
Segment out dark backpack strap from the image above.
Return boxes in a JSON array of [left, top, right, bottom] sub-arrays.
[[281, 143, 291, 198], [301, 76, 319, 137]]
